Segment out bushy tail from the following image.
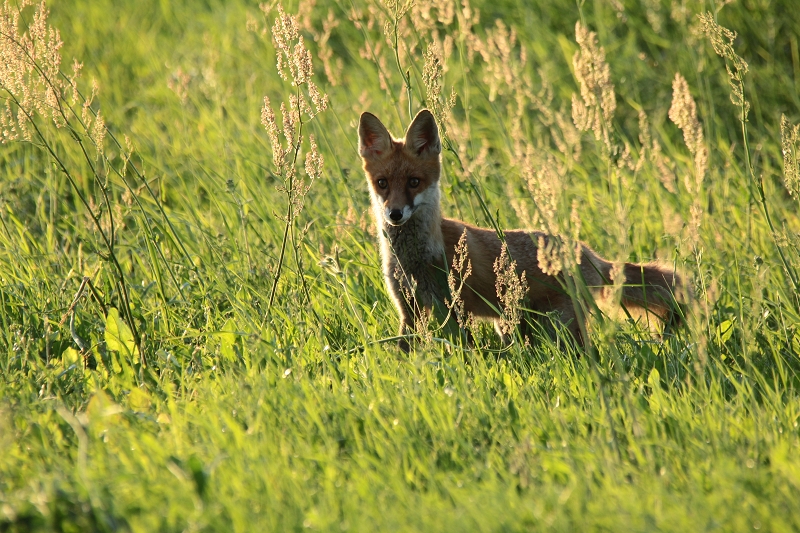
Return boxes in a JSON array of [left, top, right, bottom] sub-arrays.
[[619, 262, 686, 330]]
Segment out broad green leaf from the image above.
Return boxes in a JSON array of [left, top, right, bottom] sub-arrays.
[[648, 368, 663, 414], [105, 308, 138, 358], [715, 319, 735, 346], [647, 368, 661, 388], [62, 347, 80, 366], [220, 319, 238, 361], [128, 388, 152, 411]]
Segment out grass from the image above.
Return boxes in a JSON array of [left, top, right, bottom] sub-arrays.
[[1, 0, 800, 530]]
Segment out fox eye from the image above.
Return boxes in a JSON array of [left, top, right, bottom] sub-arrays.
[[408, 177, 420, 188], [377, 178, 388, 189]]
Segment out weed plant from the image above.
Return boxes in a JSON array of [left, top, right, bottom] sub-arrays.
[[1, 0, 800, 530]]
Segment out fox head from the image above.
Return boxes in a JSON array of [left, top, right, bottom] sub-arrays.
[[359, 109, 441, 226]]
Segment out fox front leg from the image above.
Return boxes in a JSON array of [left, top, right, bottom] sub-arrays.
[[397, 317, 412, 353], [393, 295, 419, 353], [387, 272, 423, 353]]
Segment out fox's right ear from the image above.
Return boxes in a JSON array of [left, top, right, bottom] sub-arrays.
[[359, 112, 393, 159], [404, 109, 441, 158]]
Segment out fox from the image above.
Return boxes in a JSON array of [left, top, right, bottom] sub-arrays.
[[359, 109, 685, 352]]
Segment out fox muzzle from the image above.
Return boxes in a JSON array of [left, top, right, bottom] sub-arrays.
[[383, 205, 414, 226]]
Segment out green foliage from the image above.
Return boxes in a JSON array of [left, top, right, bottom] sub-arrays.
[[1, 0, 800, 530]]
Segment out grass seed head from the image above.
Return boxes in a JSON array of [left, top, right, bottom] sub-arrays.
[[423, 41, 455, 136], [640, 109, 677, 192], [698, 12, 750, 119], [167, 68, 190, 104], [494, 243, 528, 336], [315, 10, 342, 86], [0, 0, 69, 140], [446, 229, 473, 330], [571, 21, 616, 148], [281, 100, 296, 146], [261, 96, 281, 155], [272, 5, 299, 81], [91, 110, 105, 155], [304, 134, 324, 182], [669, 72, 706, 244], [536, 235, 562, 277], [668, 73, 707, 194], [781, 114, 800, 201], [468, 19, 528, 103]]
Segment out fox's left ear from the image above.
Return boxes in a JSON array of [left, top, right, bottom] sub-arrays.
[[404, 109, 441, 158]]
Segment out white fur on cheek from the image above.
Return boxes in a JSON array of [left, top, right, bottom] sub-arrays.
[[412, 185, 438, 207]]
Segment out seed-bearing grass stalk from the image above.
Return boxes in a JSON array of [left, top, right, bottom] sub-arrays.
[[342, 0, 403, 125], [379, 0, 414, 119], [521, 147, 622, 455], [0, 0, 146, 364], [571, 21, 616, 157], [264, 95, 299, 317], [260, 5, 328, 319], [418, 33, 507, 243], [7, 2, 800, 528], [699, 12, 800, 298], [372, 7, 510, 346], [565, 15, 646, 458], [2, 4, 194, 370], [668, 73, 707, 359], [423, 45, 511, 244], [668, 72, 707, 219], [781, 115, 800, 202]]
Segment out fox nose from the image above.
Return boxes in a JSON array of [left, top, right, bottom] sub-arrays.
[[389, 209, 403, 222]]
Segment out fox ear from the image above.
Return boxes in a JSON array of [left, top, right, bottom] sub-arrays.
[[359, 112, 393, 159], [404, 109, 441, 157]]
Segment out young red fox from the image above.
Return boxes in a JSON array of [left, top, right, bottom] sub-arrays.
[[359, 109, 685, 352]]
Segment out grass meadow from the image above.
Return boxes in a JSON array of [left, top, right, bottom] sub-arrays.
[[2, 0, 800, 530]]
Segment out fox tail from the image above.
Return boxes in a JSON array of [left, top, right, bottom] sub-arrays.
[[616, 262, 687, 330]]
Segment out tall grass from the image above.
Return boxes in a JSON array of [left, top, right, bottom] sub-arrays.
[[1, 0, 799, 530]]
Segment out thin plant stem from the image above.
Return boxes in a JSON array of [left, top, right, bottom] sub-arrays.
[[266, 92, 305, 319], [737, 87, 800, 295], [0, 85, 142, 361]]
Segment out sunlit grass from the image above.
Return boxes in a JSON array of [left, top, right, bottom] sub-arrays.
[[1, 0, 799, 530]]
